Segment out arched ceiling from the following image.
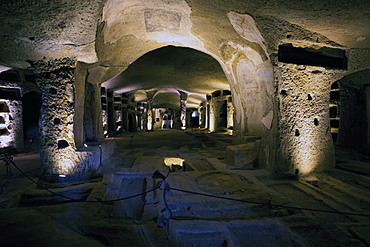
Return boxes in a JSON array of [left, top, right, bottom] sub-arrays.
[[0, 0, 369, 69], [102, 46, 230, 109]]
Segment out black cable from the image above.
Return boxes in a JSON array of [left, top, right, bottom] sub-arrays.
[[0, 155, 13, 195], [163, 188, 173, 247], [171, 187, 370, 218], [10, 160, 159, 203], [5, 149, 370, 218]]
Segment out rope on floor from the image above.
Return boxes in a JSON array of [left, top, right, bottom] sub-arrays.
[[170, 187, 370, 218], [2, 149, 370, 218]]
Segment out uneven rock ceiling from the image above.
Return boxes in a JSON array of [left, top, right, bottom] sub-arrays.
[[0, 0, 369, 108]]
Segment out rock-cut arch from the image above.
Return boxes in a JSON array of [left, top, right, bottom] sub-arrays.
[[85, 0, 275, 168]]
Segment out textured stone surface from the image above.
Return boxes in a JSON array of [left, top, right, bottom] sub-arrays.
[[0, 0, 104, 67], [1, 0, 370, 178], [32, 58, 112, 180], [226, 143, 257, 168], [0, 98, 23, 150], [276, 63, 339, 175]]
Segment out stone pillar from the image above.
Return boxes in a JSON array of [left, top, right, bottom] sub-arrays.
[[77, 68, 104, 143], [199, 102, 206, 128], [179, 91, 188, 130], [73, 63, 86, 148], [121, 93, 129, 132], [106, 89, 115, 137], [276, 64, 336, 176], [208, 94, 217, 132], [145, 91, 156, 131], [93, 83, 104, 140], [137, 102, 144, 130], [34, 58, 96, 181], [227, 95, 234, 130], [205, 95, 211, 129], [146, 99, 153, 131], [131, 105, 138, 132]]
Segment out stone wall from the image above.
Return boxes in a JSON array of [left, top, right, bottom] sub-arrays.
[[276, 63, 338, 175], [0, 70, 41, 151], [34, 58, 100, 181], [335, 69, 370, 154], [0, 99, 23, 150]]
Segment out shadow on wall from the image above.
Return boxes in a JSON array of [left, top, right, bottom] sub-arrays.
[[22, 91, 42, 152], [335, 69, 370, 155]]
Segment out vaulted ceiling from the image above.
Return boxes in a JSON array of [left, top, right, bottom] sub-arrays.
[[0, 0, 369, 108], [102, 46, 229, 108]]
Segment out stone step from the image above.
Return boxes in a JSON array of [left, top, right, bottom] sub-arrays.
[[225, 142, 258, 168], [19, 183, 95, 206], [170, 219, 307, 247], [241, 135, 261, 143], [168, 200, 256, 219]]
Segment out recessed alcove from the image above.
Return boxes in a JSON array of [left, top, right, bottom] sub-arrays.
[[278, 43, 347, 69], [0, 88, 20, 100], [0, 128, 10, 135]]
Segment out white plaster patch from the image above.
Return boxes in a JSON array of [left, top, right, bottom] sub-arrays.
[[102, 0, 205, 50], [228, 11, 268, 58], [144, 9, 181, 32], [262, 110, 274, 129]]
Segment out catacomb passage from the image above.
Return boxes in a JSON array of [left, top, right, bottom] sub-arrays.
[[0, 0, 370, 246]]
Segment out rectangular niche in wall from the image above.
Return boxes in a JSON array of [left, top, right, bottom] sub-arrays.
[[0, 128, 10, 136], [278, 43, 347, 69], [0, 88, 21, 100], [0, 102, 9, 112]]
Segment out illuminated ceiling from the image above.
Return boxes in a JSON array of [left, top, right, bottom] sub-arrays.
[[0, 0, 369, 70], [102, 46, 230, 109]]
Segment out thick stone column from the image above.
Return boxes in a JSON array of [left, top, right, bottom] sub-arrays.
[[199, 102, 206, 128], [276, 63, 337, 176], [34, 58, 96, 181], [73, 62, 86, 148], [208, 94, 217, 132], [205, 95, 211, 129], [145, 91, 156, 131], [179, 91, 188, 130], [146, 99, 153, 131], [137, 102, 144, 130], [131, 106, 138, 132], [92, 83, 104, 140], [226, 95, 234, 130], [106, 89, 115, 136], [121, 93, 129, 132]]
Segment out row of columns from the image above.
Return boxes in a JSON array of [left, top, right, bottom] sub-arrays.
[[134, 89, 234, 132], [102, 89, 138, 137], [137, 90, 188, 131], [32, 57, 235, 181], [205, 90, 233, 133], [33, 58, 98, 181]]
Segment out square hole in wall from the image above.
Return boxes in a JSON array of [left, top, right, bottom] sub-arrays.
[[330, 106, 338, 117], [278, 43, 347, 69], [0, 102, 9, 112], [330, 91, 340, 100], [0, 88, 20, 100], [330, 119, 340, 128], [0, 128, 10, 136], [332, 133, 338, 142]]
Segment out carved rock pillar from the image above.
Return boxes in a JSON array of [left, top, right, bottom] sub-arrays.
[[34, 58, 95, 181], [179, 91, 188, 130], [145, 90, 156, 131]]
